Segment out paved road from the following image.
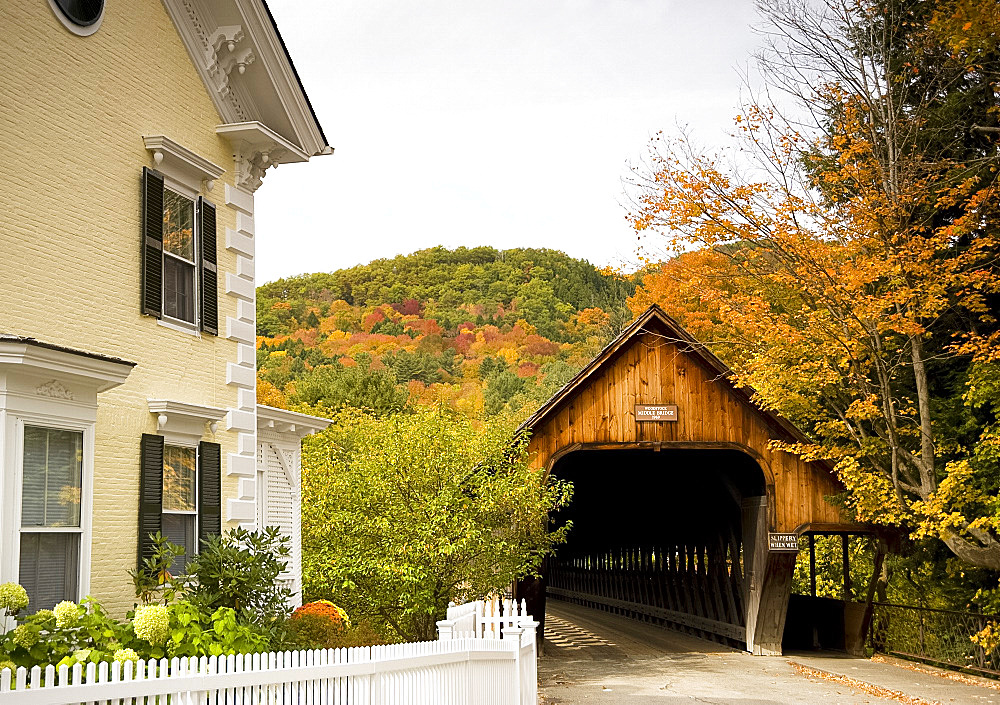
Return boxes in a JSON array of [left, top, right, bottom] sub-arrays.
[[539, 600, 1000, 704]]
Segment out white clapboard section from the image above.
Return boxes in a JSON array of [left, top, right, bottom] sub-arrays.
[[255, 405, 332, 610], [258, 440, 302, 607]]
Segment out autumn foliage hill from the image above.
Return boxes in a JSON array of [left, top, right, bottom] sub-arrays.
[[255, 246, 636, 419]]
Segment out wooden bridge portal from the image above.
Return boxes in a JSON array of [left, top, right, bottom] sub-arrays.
[[514, 306, 860, 655]]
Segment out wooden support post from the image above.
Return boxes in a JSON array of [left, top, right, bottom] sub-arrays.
[[742, 496, 766, 650], [742, 495, 795, 655], [809, 534, 816, 598], [514, 557, 548, 644], [842, 533, 851, 601], [856, 537, 887, 655]]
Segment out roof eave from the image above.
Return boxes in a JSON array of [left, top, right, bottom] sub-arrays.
[[161, 0, 331, 161], [517, 305, 830, 471]]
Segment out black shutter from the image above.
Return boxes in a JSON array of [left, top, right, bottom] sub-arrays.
[[141, 168, 164, 318], [138, 434, 164, 569], [198, 198, 219, 335], [198, 441, 222, 547]]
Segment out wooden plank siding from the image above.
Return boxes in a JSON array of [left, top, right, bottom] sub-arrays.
[[520, 307, 848, 533]]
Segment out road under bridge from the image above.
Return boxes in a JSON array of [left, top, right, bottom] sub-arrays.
[[539, 601, 999, 704]]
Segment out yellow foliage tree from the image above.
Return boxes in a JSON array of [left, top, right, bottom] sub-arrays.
[[628, 0, 1000, 570]]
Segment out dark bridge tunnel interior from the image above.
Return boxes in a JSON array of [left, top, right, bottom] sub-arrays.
[[521, 447, 769, 648], [550, 448, 766, 556]]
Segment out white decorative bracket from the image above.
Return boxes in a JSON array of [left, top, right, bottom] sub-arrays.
[[204, 25, 256, 98], [216, 122, 309, 193]]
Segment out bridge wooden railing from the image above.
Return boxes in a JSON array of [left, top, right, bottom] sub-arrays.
[[549, 543, 746, 646]]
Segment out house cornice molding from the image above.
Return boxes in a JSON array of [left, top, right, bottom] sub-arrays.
[[143, 135, 226, 193], [0, 338, 134, 393], [236, 0, 329, 158], [160, 0, 331, 172], [256, 404, 331, 438], [216, 121, 307, 192]]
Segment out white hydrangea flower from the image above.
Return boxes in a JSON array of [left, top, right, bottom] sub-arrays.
[[0, 583, 28, 613], [12, 624, 38, 648], [132, 605, 169, 645], [114, 648, 141, 664], [53, 600, 79, 628]]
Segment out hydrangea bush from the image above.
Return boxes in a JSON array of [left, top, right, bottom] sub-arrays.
[[0, 529, 379, 671], [52, 601, 79, 628], [113, 648, 140, 664], [0, 594, 270, 671]]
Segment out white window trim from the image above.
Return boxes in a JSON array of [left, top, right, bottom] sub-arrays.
[[148, 400, 226, 447], [47, 0, 105, 37], [1, 412, 94, 610], [0, 338, 133, 620], [157, 318, 202, 338]]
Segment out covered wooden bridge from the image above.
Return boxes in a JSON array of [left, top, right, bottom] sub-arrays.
[[515, 305, 867, 655]]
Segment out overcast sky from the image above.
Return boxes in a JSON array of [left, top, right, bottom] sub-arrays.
[[255, 1, 762, 284]]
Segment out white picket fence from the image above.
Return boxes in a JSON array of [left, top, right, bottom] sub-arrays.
[[437, 598, 535, 640], [435, 599, 537, 705], [0, 601, 538, 705]]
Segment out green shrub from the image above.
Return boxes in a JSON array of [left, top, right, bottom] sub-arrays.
[[164, 603, 269, 658], [129, 532, 184, 605], [179, 526, 292, 631]]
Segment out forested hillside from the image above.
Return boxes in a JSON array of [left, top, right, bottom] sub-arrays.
[[256, 246, 636, 419]]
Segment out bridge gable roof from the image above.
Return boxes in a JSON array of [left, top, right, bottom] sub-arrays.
[[517, 304, 818, 451]]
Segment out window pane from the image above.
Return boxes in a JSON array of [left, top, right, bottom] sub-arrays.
[[163, 445, 196, 511], [163, 256, 195, 322], [162, 189, 194, 261], [161, 514, 196, 574], [19, 532, 79, 612], [22, 426, 82, 528]]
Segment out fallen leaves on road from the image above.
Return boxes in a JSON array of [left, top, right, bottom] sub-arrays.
[[870, 654, 1000, 692], [789, 662, 939, 705]]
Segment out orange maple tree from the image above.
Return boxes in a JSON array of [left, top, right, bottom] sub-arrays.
[[628, 0, 1000, 570]]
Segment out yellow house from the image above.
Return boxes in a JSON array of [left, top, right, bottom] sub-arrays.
[[0, 0, 330, 615]]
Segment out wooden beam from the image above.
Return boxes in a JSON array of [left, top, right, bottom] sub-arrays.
[[842, 534, 852, 601], [743, 495, 796, 655]]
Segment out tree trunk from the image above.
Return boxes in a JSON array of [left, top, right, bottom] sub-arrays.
[[941, 531, 1000, 571]]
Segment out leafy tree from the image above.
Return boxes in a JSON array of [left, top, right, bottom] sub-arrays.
[[484, 369, 525, 416], [258, 247, 636, 342], [628, 0, 1000, 569], [300, 408, 572, 641], [514, 276, 574, 339], [254, 247, 643, 424], [382, 349, 454, 385], [290, 362, 408, 416]]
